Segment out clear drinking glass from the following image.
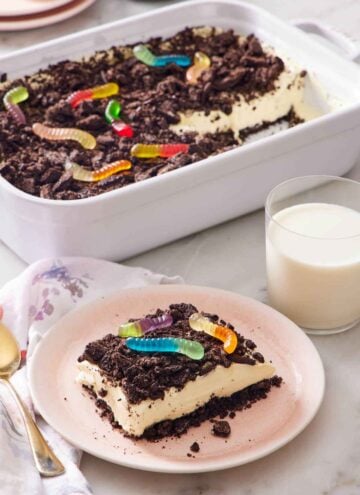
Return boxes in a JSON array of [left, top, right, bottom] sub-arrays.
[[265, 175, 360, 335]]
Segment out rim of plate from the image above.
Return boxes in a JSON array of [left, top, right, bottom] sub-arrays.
[[0, 0, 95, 30], [0, 0, 77, 17]]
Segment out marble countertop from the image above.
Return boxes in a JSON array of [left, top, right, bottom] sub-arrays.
[[0, 1, 360, 494]]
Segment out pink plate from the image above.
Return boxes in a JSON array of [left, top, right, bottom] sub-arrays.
[[0, 0, 96, 31], [28, 285, 325, 473], [0, 0, 74, 17]]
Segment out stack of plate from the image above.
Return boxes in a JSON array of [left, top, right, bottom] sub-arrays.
[[0, 0, 96, 31]]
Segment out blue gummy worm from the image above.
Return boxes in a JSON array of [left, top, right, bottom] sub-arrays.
[[154, 55, 191, 67], [125, 337, 204, 360], [127, 337, 178, 352]]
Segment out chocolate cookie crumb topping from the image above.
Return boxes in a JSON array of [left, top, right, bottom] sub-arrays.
[[78, 302, 264, 404]]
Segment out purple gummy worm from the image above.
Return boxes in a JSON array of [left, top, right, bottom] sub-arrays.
[[141, 313, 173, 333]]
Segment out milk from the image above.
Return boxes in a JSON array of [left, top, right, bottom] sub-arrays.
[[266, 203, 360, 331]]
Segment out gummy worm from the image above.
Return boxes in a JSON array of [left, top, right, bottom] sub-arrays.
[[68, 82, 119, 108], [111, 121, 134, 138], [133, 45, 157, 66], [125, 337, 204, 360], [119, 313, 173, 338], [156, 54, 192, 67], [33, 123, 96, 150], [105, 100, 134, 138], [134, 44, 191, 68], [65, 159, 132, 182], [131, 143, 189, 159], [186, 52, 211, 84], [3, 86, 29, 125], [105, 99, 121, 123], [189, 313, 238, 354]]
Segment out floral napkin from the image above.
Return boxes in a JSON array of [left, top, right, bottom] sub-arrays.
[[0, 257, 181, 495]]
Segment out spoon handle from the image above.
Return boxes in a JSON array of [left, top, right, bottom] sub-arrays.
[[2, 378, 65, 477]]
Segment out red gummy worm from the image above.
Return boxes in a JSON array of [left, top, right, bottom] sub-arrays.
[[68, 89, 94, 108], [112, 121, 134, 138], [160, 143, 189, 157]]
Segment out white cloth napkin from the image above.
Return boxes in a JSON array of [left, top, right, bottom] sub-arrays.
[[0, 257, 182, 495]]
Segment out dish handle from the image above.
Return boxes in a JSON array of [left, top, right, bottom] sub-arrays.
[[291, 19, 360, 63]]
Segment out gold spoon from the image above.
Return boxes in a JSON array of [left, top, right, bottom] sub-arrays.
[[0, 321, 65, 477]]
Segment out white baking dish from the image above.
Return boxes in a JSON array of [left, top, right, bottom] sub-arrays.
[[1, 0, 360, 263]]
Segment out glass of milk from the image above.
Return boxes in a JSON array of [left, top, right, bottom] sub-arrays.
[[266, 175, 360, 335]]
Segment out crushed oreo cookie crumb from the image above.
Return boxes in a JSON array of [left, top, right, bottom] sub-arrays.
[[98, 388, 108, 398], [190, 441, 200, 453], [212, 420, 231, 438]]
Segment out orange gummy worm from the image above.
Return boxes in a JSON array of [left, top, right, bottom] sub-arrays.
[[65, 159, 132, 182], [189, 313, 238, 354]]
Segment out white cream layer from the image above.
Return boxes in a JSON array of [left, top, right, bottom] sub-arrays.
[[77, 359, 275, 437], [170, 58, 322, 141]]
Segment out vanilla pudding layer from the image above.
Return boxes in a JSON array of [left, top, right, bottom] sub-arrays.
[[77, 360, 275, 437], [171, 56, 321, 140]]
